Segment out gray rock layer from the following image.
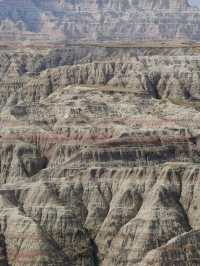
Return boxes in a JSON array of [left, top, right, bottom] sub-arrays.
[[0, 45, 200, 265], [0, 0, 199, 42]]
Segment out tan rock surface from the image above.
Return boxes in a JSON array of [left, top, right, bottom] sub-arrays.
[[0, 45, 200, 265]]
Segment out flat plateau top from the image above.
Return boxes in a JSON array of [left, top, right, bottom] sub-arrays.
[[1, 40, 200, 51]]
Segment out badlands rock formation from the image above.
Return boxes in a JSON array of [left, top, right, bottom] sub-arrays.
[[0, 45, 200, 265], [0, 0, 199, 42]]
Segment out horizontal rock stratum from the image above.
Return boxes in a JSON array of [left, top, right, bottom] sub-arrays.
[[0, 44, 200, 265], [0, 0, 200, 42]]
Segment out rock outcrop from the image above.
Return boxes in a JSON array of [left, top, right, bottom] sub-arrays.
[[0, 0, 199, 42], [0, 44, 200, 265]]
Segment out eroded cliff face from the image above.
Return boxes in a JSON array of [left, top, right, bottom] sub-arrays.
[[0, 0, 198, 42], [1, 45, 200, 265], [2, 46, 200, 102]]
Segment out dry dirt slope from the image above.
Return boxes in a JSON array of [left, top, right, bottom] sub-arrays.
[[0, 45, 200, 265], [0, 0, 200, 42]]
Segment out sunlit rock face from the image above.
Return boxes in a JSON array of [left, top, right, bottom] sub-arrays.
[[0, 0, 199, 42], [1, 0, 200, 265], [0, 44, 200, 265]]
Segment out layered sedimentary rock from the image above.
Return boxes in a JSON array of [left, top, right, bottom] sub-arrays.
[[1, 44, 200, 265], [0, 0, 199, 42], [2, 46, 200, 102]]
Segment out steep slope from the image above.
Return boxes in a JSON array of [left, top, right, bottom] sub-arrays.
[[0, 0, 199, 42], [1, 45, 200, 265]]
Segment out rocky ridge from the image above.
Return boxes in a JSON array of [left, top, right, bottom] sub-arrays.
[[0, 0, 199, 42], [0, 45, 200, 265]]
